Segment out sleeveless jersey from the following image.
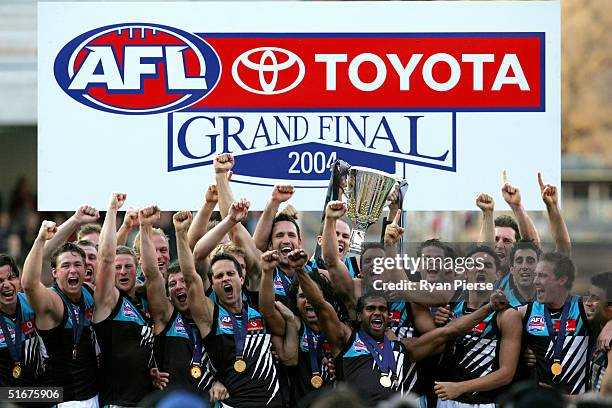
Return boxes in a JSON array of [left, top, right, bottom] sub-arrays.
[[336, 329, 412, 406], [388, 301, 420, 395], [37, 286, 97, 401], [291, 323, 332, 402], [437, 297, 503, 404], [204, 303, 282, 407], [524, 295, 593, 394], [93, 292, 154, 406], [0, 293, 42, 386], [499, 274, 532, 307], [153, 308, 214, 391], [272, 265, 311, 305], [308, 256, 360, 279]]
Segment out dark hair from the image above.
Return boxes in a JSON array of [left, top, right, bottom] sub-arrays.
[[416, 238, 457, 259], [0, 254, 20, 278], [590, 272, 612, 304], [50, 242, 86, 269], [208, 253, 243, 283], [509, 239, 541, 266], [466, 245, 501, 272], [356, 293, 389, 314], [494, 215, 520, 241], [540, 252, 575, 289], [77, 223, 101, 241], [359, 242, 385, 271], [270, 213, 301, 242], [288, 269, 336, 316], [165, 260, 182, 294]]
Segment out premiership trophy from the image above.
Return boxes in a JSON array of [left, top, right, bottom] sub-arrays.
[[343, 166, 397, 254]]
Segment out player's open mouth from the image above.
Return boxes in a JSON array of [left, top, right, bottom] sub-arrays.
[[1, 289, 15, 299], [338, 243, 344, 254], [119, 277, 130, 285], [305, 306, 316, 318], [476, 274, 487, 283], [68, 277, 79, 286], [280, 246, 292, 256], [176, 292, 187, 303], [371, 318, 383, 330], [158, 262, 166, 269], [85, 267, 93, 278], [223, 284, 233, 296], [495, 251, 505, 259]]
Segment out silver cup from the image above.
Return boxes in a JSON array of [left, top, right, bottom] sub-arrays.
[[344, 166, 397, 254]]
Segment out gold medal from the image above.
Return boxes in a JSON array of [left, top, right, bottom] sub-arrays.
[[72, 347, 78, 360], [310, 374, 323, 389], [190, 364, 202, 379], [234, 359, 247, 373], [551, 361, 563, 376], [379, 374, 392, 388], [12, 364, 21, 379]]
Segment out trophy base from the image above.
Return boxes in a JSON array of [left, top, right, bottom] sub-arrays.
[[349, 229, 366, 254]]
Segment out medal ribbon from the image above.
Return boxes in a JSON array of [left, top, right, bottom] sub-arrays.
[[227, 303, 249, 359], [543, 299, 571, 366], [305, 326, 325, 375], [358, 329, 397, 378], [0, 304, 23, 366], [184, 318, 203, 365], [54, 286, 85, 354]]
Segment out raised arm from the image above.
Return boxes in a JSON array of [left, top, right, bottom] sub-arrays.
[[22, 221, 64, 327], [93, 193, 125, 323], [538, 172, 571, 255], [502, 171, 540, 244], [476, 193, 495, 244], [117, 207, 139, 247], [188, 185, 218, 251], [192, 200, 247, 273], [139, 205, 173, 333], [321, 201, 355, 309], [258, 250, 287, 336], [294, 249, 351, 356], [253, 185, 295, 252], [214, 154, 263, 290], [271, 301, 299, 366], [174, 210, 215, 338], [407, 290, 509, 362], [41, 205, 99, 285], [434, 307, 521, 400]]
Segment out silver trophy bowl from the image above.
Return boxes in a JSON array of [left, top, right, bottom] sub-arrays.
[[344, 166, 397, 254]]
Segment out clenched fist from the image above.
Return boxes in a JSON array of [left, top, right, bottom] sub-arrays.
[[173, 210, 193, 232], [214, 153, 234, 174], [260, 250, 279, 273], [138, 206, 161, 226], [271, 185, 294, 203], [229, 198, 250, 223], [475, 193, 494, 212], [325, 200, 346, 220], [37, 221, 58, 241], [287, 249, 308, 270], [109, 192, 127, 211], [74, 205, 100, 224]]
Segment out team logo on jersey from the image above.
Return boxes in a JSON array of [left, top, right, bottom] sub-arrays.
[[175, 318, 187, 335], [220, 315, 233, 330], [472, 321, 488, 334], [528, 316, 546, 332], [354, 338, 369, 354], [389, 310, 402, 324], [553, 319, 577, 333], [248, 318, 264, 331], [54, 23, 221, 114], [22, 320, 35, 336], [122, 302, 139, 320]]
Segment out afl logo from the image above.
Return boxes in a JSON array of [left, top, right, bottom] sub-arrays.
[[232, 47, 305, 95], [54, 23, 221, 115]]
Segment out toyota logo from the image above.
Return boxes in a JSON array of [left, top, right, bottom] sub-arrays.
[[232, 47, 305, 95]]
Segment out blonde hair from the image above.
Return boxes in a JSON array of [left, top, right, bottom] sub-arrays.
[[132, 227, 168, 256]]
